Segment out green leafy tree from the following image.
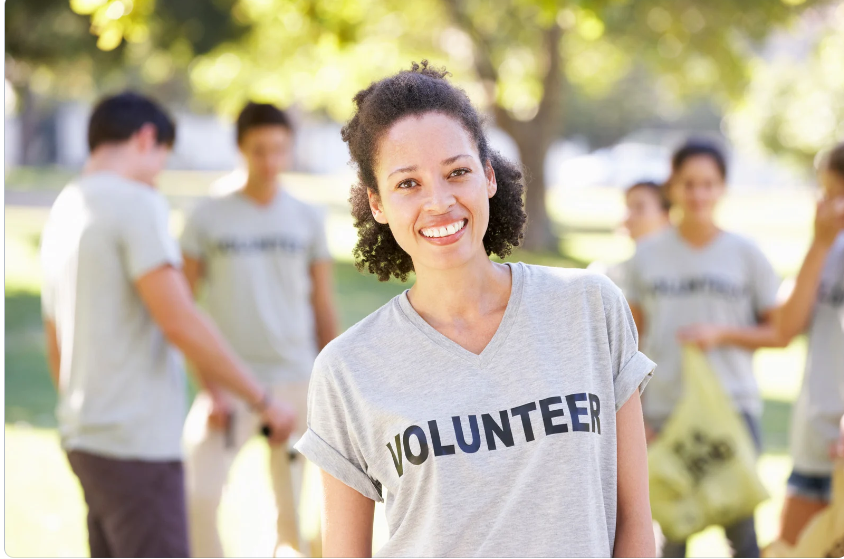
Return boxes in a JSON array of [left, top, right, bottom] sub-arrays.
[[68, 0, 825, 249], [725, 3, 844, 170]]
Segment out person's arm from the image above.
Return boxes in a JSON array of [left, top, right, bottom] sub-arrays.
[[135, 264, 294, 444], [614, 391, 656, 557], [182, 254, 205, 296], [320, 470, 375, 557], [43, 319, 61, 388], [181, 253, 232, 428], [677, 309, 786, 351], [311, 259, 339, 351], [775, 196, 844, 341]]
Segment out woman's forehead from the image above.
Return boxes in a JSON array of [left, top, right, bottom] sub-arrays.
[[378, 113, 478, 166]]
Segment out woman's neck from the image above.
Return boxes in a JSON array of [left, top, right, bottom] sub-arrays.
[[408, 253, 511, 326], [241, 176, 278, 205], [677, 217, 720, 248]]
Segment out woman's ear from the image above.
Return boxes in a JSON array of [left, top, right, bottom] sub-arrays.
[[368, 188, 388, 224], [486, 161, 498, 199]]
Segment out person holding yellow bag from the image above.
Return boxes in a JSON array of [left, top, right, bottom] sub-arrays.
[[626, 140, 783, 558], [769, 143, 844, 548]]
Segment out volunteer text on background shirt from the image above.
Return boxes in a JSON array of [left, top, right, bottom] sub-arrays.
[[179, 189, 331, 384], [625, 227, 780, 426], [295, 263, 655, 557], [790, 232, 844, 475], [39, 172, 186, 460]]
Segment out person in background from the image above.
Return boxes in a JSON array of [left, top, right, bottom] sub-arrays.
[[626, 140, 783, 558], [39, 92, 295, 558], [772, 142, 844, 546], [180, 102, 338, 557], [624, 180, 672, 243], [590, 180, 671, 293]]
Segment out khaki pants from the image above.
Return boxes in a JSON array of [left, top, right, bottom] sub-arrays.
[[183, 381, 310, 557]]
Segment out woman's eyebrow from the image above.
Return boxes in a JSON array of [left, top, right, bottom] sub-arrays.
[[388, 165, 417, 178], [441, 154, 471, 166]]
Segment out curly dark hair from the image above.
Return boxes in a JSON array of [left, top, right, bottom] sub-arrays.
[[342, 60, 527, 282]]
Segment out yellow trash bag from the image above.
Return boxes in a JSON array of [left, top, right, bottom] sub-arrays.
[[648, 346, 769, 542], [763, 464, 844, 558]]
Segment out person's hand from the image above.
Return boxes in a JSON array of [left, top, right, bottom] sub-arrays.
[[813, 196, 844, 248], [259, 397, 297, 446], [206, 389, 233, 431], [677, 324, 725, 350]]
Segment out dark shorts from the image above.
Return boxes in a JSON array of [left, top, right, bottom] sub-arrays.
[[787, 469, 832, 502], [66, 450, 190, 558]]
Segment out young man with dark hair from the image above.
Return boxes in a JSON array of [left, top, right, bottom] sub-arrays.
[[40, 92, 297, 558], [180, 102, 339, 556]]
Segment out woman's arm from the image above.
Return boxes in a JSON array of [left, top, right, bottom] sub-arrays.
[[615, 392, 656, 558], [321, 470, 376, 557]]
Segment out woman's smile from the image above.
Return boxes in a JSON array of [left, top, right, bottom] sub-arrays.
[[419, 218, 468, 245]]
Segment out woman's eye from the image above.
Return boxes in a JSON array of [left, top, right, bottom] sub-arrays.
[[450, 168, 470, 178], [397, 179, 418, 189]]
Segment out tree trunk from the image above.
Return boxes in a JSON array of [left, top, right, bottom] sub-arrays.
[[516, 131, 556, 252]]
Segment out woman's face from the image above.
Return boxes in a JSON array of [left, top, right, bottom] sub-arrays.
[[369, 112, 497, 274], [624, 187, 669, 241], [669, 155, 725, 224]]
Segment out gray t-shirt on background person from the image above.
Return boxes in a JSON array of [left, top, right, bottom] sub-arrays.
[[180, 189, 331, 385], [625, 227, 780, 426], [295, 263, 655, 557], [40, 172, 186, 461], [790, 233, 844, 475]]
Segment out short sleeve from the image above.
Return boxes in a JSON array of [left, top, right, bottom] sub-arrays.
[[121, 192, 182, 280], [307, 206, 332, 264], [294, 354, 383, 502], [747, 243, 780, 317], [600, 279, 656, 412], [180, 201, 208, 260]]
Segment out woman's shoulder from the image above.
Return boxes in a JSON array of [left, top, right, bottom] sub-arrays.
[[313, 293, 406, 374], [719, 230, 770, 262], [519, 263, 621, 299]]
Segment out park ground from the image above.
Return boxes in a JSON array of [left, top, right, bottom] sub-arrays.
[[5, 169, 817, 556]]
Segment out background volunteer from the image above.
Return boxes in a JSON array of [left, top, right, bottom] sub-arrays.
[[180, 102, 338, 557]]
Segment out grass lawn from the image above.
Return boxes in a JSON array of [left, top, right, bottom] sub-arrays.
[[4, 172, 816, 556]]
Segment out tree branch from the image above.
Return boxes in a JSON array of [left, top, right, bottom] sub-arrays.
[[440, 0, 520, 140]]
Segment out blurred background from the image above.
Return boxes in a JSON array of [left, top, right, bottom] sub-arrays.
[[5, 0, 844, 556]]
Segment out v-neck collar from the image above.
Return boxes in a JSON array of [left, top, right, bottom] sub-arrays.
[[396, 262, 525, 369]]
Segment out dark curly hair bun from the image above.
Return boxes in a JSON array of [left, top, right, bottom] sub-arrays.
[[342, 60, 527, 282]]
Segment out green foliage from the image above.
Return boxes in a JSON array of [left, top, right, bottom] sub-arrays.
[[725, 4, 844, 169]]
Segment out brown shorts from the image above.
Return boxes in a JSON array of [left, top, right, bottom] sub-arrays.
[[66, 450, 190, 558]]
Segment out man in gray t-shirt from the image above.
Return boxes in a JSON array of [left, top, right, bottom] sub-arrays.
[[180, 102, 338, 557], [40, 93, 295, 558]]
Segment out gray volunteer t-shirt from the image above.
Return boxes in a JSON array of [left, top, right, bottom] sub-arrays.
[[790, 232, 844, 475], [40, 172, 186, 461], [296, 263, 655, 557], [626, 227, 780, 425], [180, 189, 331, 384]]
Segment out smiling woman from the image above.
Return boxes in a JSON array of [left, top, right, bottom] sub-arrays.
[[294, 61, 657, 558], [344, 61, 526, 282]]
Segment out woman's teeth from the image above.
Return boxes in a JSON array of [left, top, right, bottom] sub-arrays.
[[421, 219, 466, 238]]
